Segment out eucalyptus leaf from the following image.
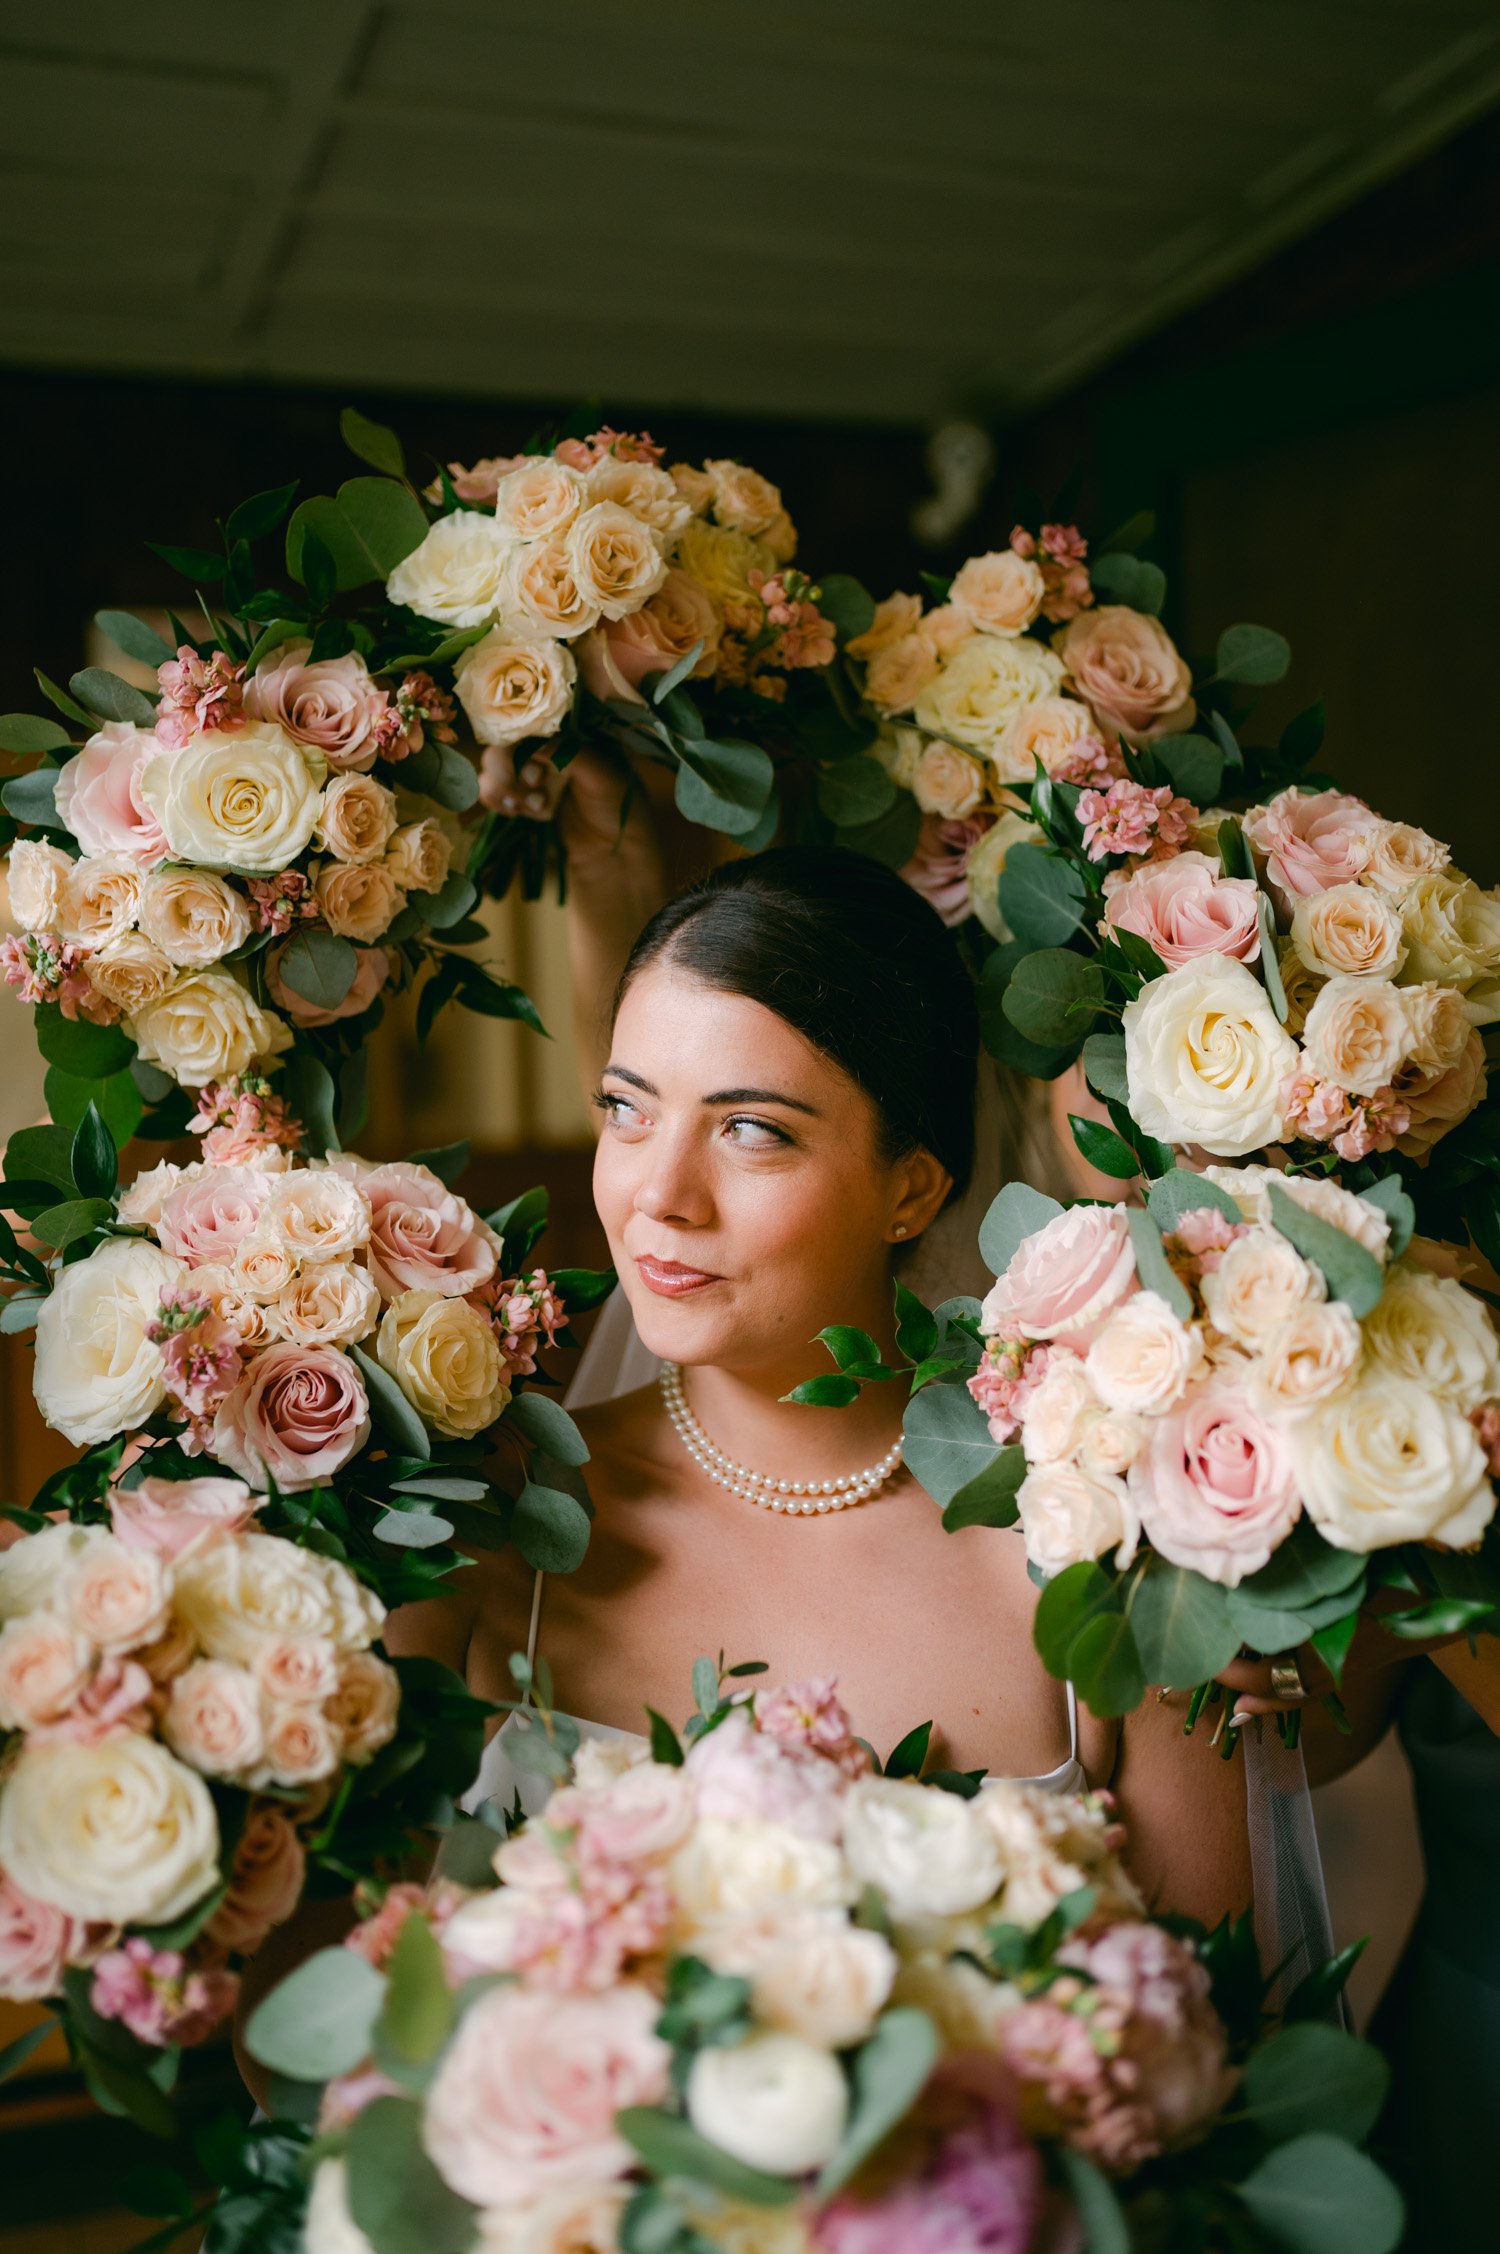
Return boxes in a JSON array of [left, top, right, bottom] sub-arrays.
[[1235, 1523, 1365, 1612], [997, 842, 1087, 949], [1153, 732, 1224, 805], [277, 927, 359, 1010], [373, 1507, 455, 1549], [1267, 1182, 1385, 1316], [1130, 1556, 1240, 1687], [419, 871, 479, 925], [1088, 553, 1166, 615], [34, 1007, 135, 1078], [505, 1390, 590, 1466], [1214, 622, 1292, 687], [375, 1916, 454, 2068], [279, 1050, 339, 1156], [1259, 896, 1288, 1020], [0, 712, 72, 754], [341, 407, 407, 480], [244, 1947, 386, 2080], [1125, 1207, 1192, 1320], [225, 481, 300, 543], [978, 1180, 1063, 1276], [511, 1480, 591, 1572], [1065, 1608, 1147, 1717], [1081, 1032, 1130, 1106], [649, 639, 706, 704], [817, 755, 895, 827], [941, 1444, 1025, 1532], [1033, 1558, 1125, 1677], [1146, 1168, 1244, 1229], [673, 737, 774, 837], [93, 610, 176, 667], [350, 1344, 432, 1460], [1054, 2150, 1129, 2254], [817, 573, 878, 643], [1, 766, 64, 829], [1360, 1175, 1415, 1259], [345, 2095, 479, 2254], [1237, 2134, 1403, 2254], [816, 2010, 939, 2198], [1001, 948, 1103, 1047], [903, 1382, 1001, 1508], [69, 667, 157, 726], [618, 2107, 799, 2207]]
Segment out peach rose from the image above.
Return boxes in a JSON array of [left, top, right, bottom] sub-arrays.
[[1105, 852, 1261, 970], [212, 1343, 370, 1492], [863, 631, 940, 715], [0, 1614, 94, 1729], [165, 1659, 266, 1777], [184, 1262, 275, 1351], [454, 630, 577, 749], [58, 853, 141, 948], [704, 459, 785, 537], [586, 455, 693, 543], [53, 724, 171, 864], [230, 1229, 297, 1306], [271, 1261, 380, 1349], [921, 602, 977, 658], [1301, 976, 1412, 1097], [0, 1872, 90, 2002], [109, 1474, 257, 1562], [1084, 1292, 1202, 1414], [1361, 819, 1449, 895], [1201, 1229, 1324, 1351], [258, 1703, 340, 1786], [313, 860, 404, 942], [6, 839, 73, 929], [204, 1803, 305, 1955], [847, 592, 922, 661], [1398, 983, 1471, 1075], [504, 536, 600, 640], [60, 1535, 171, 1654], [980, 1206, 1137, 1346], [995, 695, 1114, 787], [911, 741, 987, 818], [384, 819, 452, 896], [350, 1160, 497, 1299], [1242, 787, 1373, 902], [423, 1983, 670, 2206], [253, 1635, 339, 1705], [1248, 1302, 1363, 1419], [567, 502, 668, 620], [575, 571, 721, 704], [325, 1651, 401, 1763], [1290, 884, 1405, 981], [137, 867, 252, 968], [1131, 1377, 1300, 1586], [266, 1170, 370, 1264], [267, 940, 389, 1028], [244, 646, 389, 774], [1398, 1030, 1487, 1157], [157, 1164, 275, 1266], [1017, 1460, 1139, 1577], [1056, 607, 1194, 740], [493, 458, 586, 543], [315, 774, 399, 865], [949, 549, 1046, 637], [84, 932, 175, 1015]]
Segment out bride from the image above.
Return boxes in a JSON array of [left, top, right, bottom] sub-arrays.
[[388, 844, 1252, 1927]]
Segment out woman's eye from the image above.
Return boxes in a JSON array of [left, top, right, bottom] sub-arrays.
[[596, 1091, 647, 1131], [723, 1114, 789, 1148]]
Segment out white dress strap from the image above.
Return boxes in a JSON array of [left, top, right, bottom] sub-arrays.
[[1065, 1679, 1079, 1766], [524, 1569, 545, 1675]]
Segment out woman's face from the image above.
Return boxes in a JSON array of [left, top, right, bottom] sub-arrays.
[[594, 963, 948, 1373]]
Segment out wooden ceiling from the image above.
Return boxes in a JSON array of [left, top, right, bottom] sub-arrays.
[[3, 1, 1498, 423]]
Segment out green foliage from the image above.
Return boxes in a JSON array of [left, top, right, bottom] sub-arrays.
[[70, 666, 158, 726], [1001, 947, 1103, 1047], [510, 1476, 592, 1571], [673, 736, 776, 836], [941, 1443, 1025, 1532], [34, 1004, 135, 1077], [374, 1915, 455, 2075], [0, 711, 72, 754], [1266, 1182, 1385, 1316], [816, 2009, 939, 2197], [1235, 2133, 1403, 2254], [1124, 1207, 1192, 1320], [244, 1946, 386, 2081], [1054, 2150, 1129, 2254], [346, 2096, 479, 2254], [1067, 1113, 1141, 1180], [997, 841, 1088, 948], [1154, 732, 1225, 804], [1081, 1031, 1130, 1105], [1088, 552, 1166, 615], [817, 573, 878, 642], [45, 1064, 142, 1146], [1213, 622, 1292, 687], [275, 927, 359, 1010], [619, 2107, 799, 2206], [94, 609, 176, 667], [978, 1179, 1063, 1276], [1359, 1174, 1415, 1258], [832, 789, 922, 869], [1146, 1167, 1244, 1228], [505, 1390, 591, 1466], [883, 1719, 932, 1778], [893, 1280, 938, 1363], [783, 1372, 862, 1408], [903, 1381, 1002, 1509], [817, 754, 895, 827], [1131, 1557, 1240, 1688], [350, 1343, 432, 1460], [287, 479, 428, 591], [1, 765, 65, 827], [341, 407, 408, 480]]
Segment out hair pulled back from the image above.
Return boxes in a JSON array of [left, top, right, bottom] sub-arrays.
[[614, 847, 979, 1199]]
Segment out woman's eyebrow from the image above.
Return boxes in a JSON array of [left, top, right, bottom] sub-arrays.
[[703, 1085, 820, 1115], [601, 1064, 658, 1094]]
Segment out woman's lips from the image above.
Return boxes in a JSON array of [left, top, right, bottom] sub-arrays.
[[634, 1255, 724, 1298]]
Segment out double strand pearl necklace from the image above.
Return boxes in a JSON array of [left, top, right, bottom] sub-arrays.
[[659, 1361, 903, 1514]]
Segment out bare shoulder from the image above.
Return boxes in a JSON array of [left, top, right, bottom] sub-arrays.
[[572, 1382, 674, 1500]]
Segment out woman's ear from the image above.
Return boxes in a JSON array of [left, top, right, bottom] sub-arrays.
[[888, 1147, 952, 1243]]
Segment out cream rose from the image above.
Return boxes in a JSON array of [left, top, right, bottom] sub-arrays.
[[137, 867, 252, 967], [85, 931, 175, 1015], [172, 1532, 382, 1667], [1361, 1265, 1500, 1412], [1077, 1406, 1148, 1480], [386, 511, 513, 627], [1085, 1292, 1203, 1413], [913, 634, 1065, 755], [115, 1158, 187, 1229], [455, 630, 577, 748], [567, 501, 668, 619], [1291, 884, 1405, 982], [863, 632, 939, 715], [504, 536, 600, 639], [493, 457, 585, 541], [0, 1734, 219, 1925], [1361, 820, 1449, 895], [6, 839, 73, 929], [271, 1262, 380, 1348], [58, 853, 141, 948], [313, 860, 405, 941], [669, 1818, 848, 1936], [1301, 976, 1412, 1097], [128, 968, 293, 1086], [316, 773, 399, 865], [377, 1289, 510, 1438], [60, 1534, 170, 1653], [1020, 1359, 1098, 1463], [995, 695, 1110, 786], [1056, 606, 1195, 740], [0, 1524, 105, 1621], [964, 809, 1045, 943], [32, 1237, 185, 1445], [1399, 873, 1500, 991], [911, 741, 987, 818], [474, 2184, 629, 2254], [1201, 1229, 1324, 1351], [1017, 1460, 1140, 1577], [1123, 957, 1297, 1156], [302, 2163, 376, 2254], [384, 818, 453, 896], [687, 2034, 848, 2178], [164, 1659, 266, 1777], [949, 549, 1046, 636], [1292, 1374, 1494, 1551], [703, 458, 785, 537], [587, 455, 693, 543], [266, 1169, 370, 1263], [0, 1615, 94, 1730], [1248, 1302, 1362, 1419], [1399, 983, 1472, 1075], [847, 592, 923, 661], [703, 1906, 895, 2050], [841, 1775, 1001, 1918], [1203, 1166, 1394, 1263], [253, 1635, 339, 1705], [231, 1232, 298, 1303], [139, 724, 324, 873]]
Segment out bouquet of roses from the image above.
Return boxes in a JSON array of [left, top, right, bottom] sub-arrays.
[[222, 1661, 1399, 2254], [0, 1479, 490, 2134]]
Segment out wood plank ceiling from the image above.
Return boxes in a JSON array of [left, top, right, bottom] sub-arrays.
[[2, 0, 1498, 423]]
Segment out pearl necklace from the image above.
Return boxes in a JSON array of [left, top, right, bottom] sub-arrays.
[[659, 1361, 904, 1514]]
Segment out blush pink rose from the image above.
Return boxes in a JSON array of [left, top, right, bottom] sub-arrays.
[[754, 1677, 869, 1779], [547, 1762, 695, 1866], [345, 1161, 497, 1300], [109, 1474, 257, 1561], [1056, 607, 1195, 740], [422, 1982, 670, 2206], [1398, 1030, 1487, 1157], [205, 1803, 306, 1955], [980, 1206, 1138, 1347], [0, 1614, 94, 1730], [53, 725, 171, 865], [0, 1871, 90, 2002], [1105, 852, 1261, 969], [266, 942, 389, 1028], [682, 1709, 847, 1840], [156, 1166, 275, 1266], [1130, 1375, 1300, 1586], [1242, 787, 1373, 903], [575, 569, 721, 703], [34, 1654, 154, 1745], [211, 1343, 370, 1491], [244, 645, 389, 773], [901, 814, 994, 928]]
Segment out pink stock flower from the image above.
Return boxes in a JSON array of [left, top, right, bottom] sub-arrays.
[[91, 1936, 239, 2049], [1012, 521, 1094, 624], [1471, 1403, 1500, 1478], [999, 1921, 1233, 2175], [1104, 852, 1261, 969], [425, 456, 532, 505], [190, 1076, 304, 1165], [212, 1342, 371, 1491], [155, 648, 246, 750], [1242, 787, 1373, 903], [372, 670, 458, 759], [814, 2056, 1043, 2254], [32, 1654, 155, 1746], [483, 1855, 674, 1992], [749, 569, 836, 669], [1079, 780, 1194, 863], [347, 1881, 428, 1968], [967, 1338, 1067, 1444], [1281, 1070, 1410, 1162], [681, 1707, 848, 1840], [1167, 1209, 1246, 1276], [753, 1677, 869, 1779], [110, 1473, 257, 1562], [555, 427, 664, 469], [154, 1305, 245, 1434], [245, 870, 317, 937], [0, 933, 118, 1022], [471, 1267, 566, 1376], [901, 814, 995, 928]]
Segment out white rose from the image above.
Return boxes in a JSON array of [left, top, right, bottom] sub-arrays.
[[85, 931, 175, 1015], [1201, 1230, 1324, 1351], [669, 1818, 848, 1940], [913, 634, 1064, 755], [316, 773, 400, 865], [115, 1158, 188, 1228], [841, 1775, 1001, 1918], [911, 741, 987, 818], [137, 867, 252, 967], [172, 1532, 383, 1667], [386, 511, 513, 627], [1017, 1460, 1139, 1577], [1123, 958, 1298, 1156], [702, 1906, 896, 2049], [567, 501, 669, 620], [60, 1534, 171, 1653], [1301, 976, 1413, 1097], [164, 1659, 266, 1777], [58, 853, 141, 948], [266, 1169, 370, 1264], [964, 811, 1045, 942], [687, 2033, 848, 2178], [1085, 1291, 1203, 1412], [128, 968, 294, 1087], [1203, 1166, 1394, 1263], [493, 458, 586, 543], [1291, 884, 1405, 982], [1020, 1359, 1097, 1463], [455, 630, 577, 748], [6, 839, 73, 929], [0, 1524, 105, 1621], [980, 1781, 1141, 1930], [0, 1614, 94, 1730], [303, 2162, 376, 2254], [1248, 1302, 1362, 1419], [1399, 872, 1500, 991], [1077, 1406, 1147, 1479], [33, 1237, 185, 1445], [272, 1262, 380, 1348], [0, 1734, 219, 1925], [1361, 1265, 1500, 1412], [377, 1289, 510, 1438], [139, 724, 325, 873], [1292, 1374, 1494, 1551]]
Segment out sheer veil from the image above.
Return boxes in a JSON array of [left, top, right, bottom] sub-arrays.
[[564, 1057, 1333, 1990]]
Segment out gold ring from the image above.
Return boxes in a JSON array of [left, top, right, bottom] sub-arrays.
[[1269, 1658, 1309, 1704]]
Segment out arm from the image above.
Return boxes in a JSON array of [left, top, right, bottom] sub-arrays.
[[1106, 1690, 1252, 1931]]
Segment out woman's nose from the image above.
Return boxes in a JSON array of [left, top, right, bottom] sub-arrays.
[[633, 1132, 713, 1227]]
